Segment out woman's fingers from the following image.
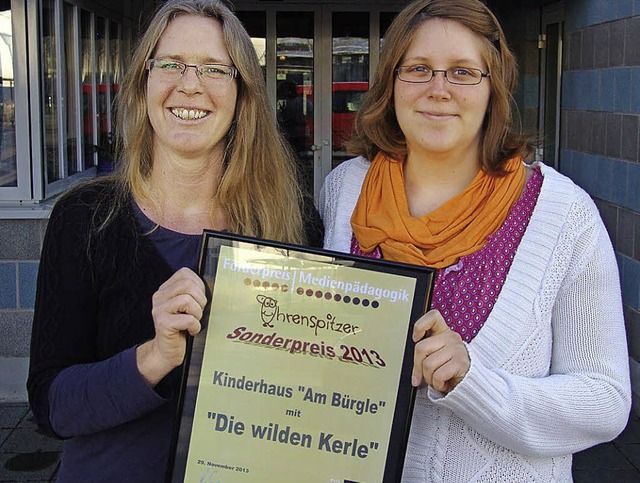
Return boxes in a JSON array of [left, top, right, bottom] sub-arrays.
[[149, 268, 207, 369], [412, 310, 470, 393], [412, 309, 450, 342], [154, 267, 208, 312], [152, 292, 204, 325]]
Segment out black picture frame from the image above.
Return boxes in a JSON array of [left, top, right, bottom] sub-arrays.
[[168, 231, 435, 483]]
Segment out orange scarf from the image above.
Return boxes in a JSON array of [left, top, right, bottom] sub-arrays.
[[351, 153, 525, 268]]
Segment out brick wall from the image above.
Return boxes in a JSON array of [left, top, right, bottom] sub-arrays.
[[0, 220, 47, 358], [561, 0, 640, 414]]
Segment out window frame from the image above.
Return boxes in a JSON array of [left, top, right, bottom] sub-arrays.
[[0, 0, 32, 201], [0, 0, 129, 206]]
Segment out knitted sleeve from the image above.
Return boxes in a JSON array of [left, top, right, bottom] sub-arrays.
[[27, 185, 165, 438], [319, 156, 369, 252], [430, 187, 631, 456], [318, 162, 341, 246]]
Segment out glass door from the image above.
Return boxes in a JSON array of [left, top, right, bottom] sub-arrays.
[[236, 6, 318, 197], [0, 1, 28, 197], [236, 4, 399, 199], [538, 2, 564, 170], [275, 10, 316, 197], [327, 9, 369, 171]]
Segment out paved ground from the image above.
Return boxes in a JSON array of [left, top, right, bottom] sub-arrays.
[[0, 402, 639, 482], [0, 404, 60, 482], [573, 411, 640, 482]]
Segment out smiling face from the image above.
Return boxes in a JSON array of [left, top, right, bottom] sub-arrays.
[[393, 18, 491, 163], [146, 14, 238, 162]]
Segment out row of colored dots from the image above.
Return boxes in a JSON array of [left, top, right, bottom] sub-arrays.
[[243, 278, 289, 292], [295, 286, 379, 308], [243, 278, 380, 308]]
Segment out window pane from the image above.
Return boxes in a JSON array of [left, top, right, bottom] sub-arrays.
[[96, 16, 108, 148], [64, 2, 78, 175], [543, 22, 561, 169], [332, 12, 369, 168], [0, 7, 16, 187], [81, 9, 95, 168], [42, 0, 60, 183], [380, 12, 397, 48], [276, 11, 314, 196], [109, 21, 121, 118], [236, 11, 266, 79]]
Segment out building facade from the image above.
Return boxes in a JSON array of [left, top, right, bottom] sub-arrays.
[[0, 0, 638, 416]]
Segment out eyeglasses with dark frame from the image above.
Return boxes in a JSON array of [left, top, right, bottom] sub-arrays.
[[396, 65, 490, 86], [145, 59, 238, 83]]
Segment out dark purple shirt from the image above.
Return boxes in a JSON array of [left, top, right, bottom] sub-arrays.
[[132, 200, 202, 273]]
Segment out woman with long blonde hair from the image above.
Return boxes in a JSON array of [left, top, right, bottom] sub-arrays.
[[28, 1, 322, 481]]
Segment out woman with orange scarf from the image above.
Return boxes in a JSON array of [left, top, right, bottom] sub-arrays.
[[320, 0, 630, 481]]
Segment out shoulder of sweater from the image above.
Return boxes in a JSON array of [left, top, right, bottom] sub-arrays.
[[526, 163, 608, 274], [53, 177, 121, 215], [320, 156, 369, 216], [536, 162, 601, 221], [323, 156, 370, 201], [46, 178, 133, 248], [51, 179, 133, 232], [325, 156, 370, 184]]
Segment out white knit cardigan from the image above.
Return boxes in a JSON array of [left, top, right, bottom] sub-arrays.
[[319, 156, 631, 482]]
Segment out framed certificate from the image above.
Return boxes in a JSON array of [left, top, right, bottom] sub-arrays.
[[168, 231, 435, 483]]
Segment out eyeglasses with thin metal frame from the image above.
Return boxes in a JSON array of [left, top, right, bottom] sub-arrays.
[[145, 59, 238, 83], [396, 65, 490, 85]]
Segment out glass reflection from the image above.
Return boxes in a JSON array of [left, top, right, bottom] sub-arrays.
[[81, 10, 95, 169], [42, 0, 60, 183], [109, 21, 121, 117], [236, 11, 266, 79], [380, 12, 397, 50], [332, 12, 369, 169], [276, 11, 314, 196], [64, 2, 79, 176], [96, 17, 108, 150], [0, 7, 15, 187], [543, 22, 560, 169]]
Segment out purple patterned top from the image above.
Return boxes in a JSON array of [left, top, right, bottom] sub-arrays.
[[351, 167, 543, 342]]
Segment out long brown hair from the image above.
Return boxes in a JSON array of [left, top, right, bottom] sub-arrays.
[[348, 0, 533, 174], [112, 0, 304, 243]]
